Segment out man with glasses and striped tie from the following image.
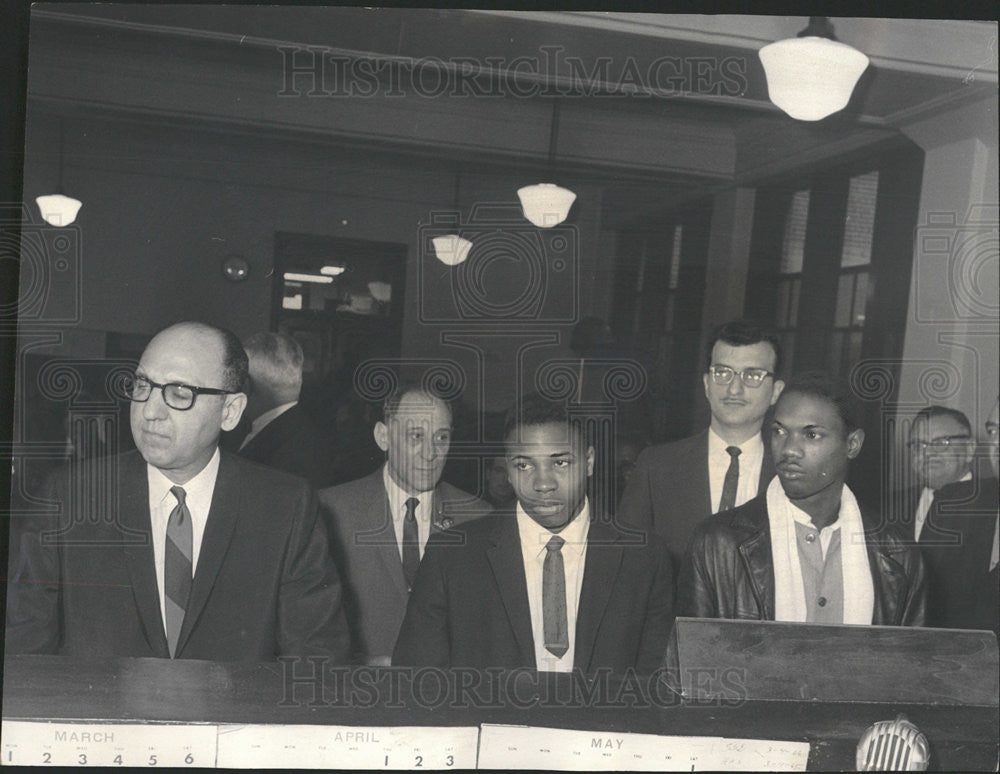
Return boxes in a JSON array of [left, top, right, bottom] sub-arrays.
[[7, 321, 350, 662], [619, 320, 785, 566]]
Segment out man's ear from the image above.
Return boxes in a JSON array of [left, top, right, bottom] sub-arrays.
[[770, 379, 786, 405], [373, 421, 389, 452], [846, 427, 865, 459], [702, 371, 711, 401], [220, 392, 247, 431], [585, 445, 595, 477]]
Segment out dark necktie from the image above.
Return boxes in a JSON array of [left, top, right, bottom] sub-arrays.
[[402, 497, 420, 590], [718, 446, 742, 512], [543, 535, 569, 659], [164, 486, 193, 658]]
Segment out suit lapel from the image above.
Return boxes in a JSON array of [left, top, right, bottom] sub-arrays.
[[486, 514, 535, 667], [175, 452, 242, 656], [367, 477, 409, 601], [574, 519, 622, 672], [696, 431, 713, 514], [120, 453, 170, 658], [759, 446, 775, 492]]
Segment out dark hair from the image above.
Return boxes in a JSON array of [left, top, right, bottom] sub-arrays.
[[706, 319, 782, 376], [169, 321, 248, 393], [381, 379, 452, 424], [912, 405, 972, 436], [777, 371, 860, 434], [217, 326, 249, 393], [502, 392, 585, 447]]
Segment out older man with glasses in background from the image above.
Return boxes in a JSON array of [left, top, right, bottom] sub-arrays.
[[619, 319, 784, 566], [6, 321, 350, 662], [901, 404, 998, 629]]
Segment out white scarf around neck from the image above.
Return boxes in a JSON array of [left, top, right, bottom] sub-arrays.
[[766, 477, 874, 625]]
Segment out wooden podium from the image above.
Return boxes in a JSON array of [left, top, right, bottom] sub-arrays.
[[671, 617, 998, 767]]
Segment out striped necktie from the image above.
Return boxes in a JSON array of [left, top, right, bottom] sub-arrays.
[[165, 486, 193, 658]]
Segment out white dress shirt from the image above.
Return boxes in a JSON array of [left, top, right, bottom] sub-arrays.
[[238, 400, 297, 450], [516, 499, 590, 673], [915, 471, 973, 541], [147, 448, 220, 631], [707, 427, 765, 513], [383, 465, 433, 561]]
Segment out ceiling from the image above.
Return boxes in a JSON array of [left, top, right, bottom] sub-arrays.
[[25, 7, 999, 226]]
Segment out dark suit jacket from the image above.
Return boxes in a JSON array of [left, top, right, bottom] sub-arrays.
[[6, 450, 351, 662], [907, 477, 999, 629], [318, 470, 491, 663], [392, 511, 674, 674], [678, 494, 927, 626], [234, 404, 337, 490], [618, 429, 774, 563]]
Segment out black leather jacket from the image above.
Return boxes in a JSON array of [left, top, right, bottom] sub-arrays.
[[678, 495, 927, 626]]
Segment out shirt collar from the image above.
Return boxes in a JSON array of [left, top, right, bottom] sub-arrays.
[[925, 470, 974, 496], [147, 446, 222, 508], [516, 497, 590, 559], [249, 401, 297, 437], [383, 464, 434, 522], [708, 426, 764, 459]]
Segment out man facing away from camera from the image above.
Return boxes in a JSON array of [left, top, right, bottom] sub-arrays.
[[227, 331, 335, 490], [393, 392, 674, 674], [619, 320, 784, 565], [679, 372, 926, 626], [6, 321, 350, 661]]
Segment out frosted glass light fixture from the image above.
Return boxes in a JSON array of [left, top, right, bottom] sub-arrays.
[[35, 194, 83, 227], [517, 184, 577, 228], [36, 120, 82, 227], [518, 100, 576, 228], [759, 17, 869, 122], [431, 234, 473, 266]]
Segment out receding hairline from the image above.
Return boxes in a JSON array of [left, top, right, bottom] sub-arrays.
[[384, 388, 452, 422]]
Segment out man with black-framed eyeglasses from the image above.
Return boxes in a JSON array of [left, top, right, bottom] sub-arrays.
[[901, 404, 998, 629], [7, 321, 350, 663], [619, 319, 785, 566]]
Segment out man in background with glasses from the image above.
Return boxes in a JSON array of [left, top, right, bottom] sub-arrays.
[[619, 319, 784, 565], [902, 404, 998, 629], [7, 321, 350, 662]]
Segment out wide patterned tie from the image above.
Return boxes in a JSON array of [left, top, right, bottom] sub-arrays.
[[718, 446, 742, 512], [402, 497, 420, 590], [165, 486, 193, 658], [543, 535, 569, 659]]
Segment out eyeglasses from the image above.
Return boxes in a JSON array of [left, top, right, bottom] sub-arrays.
[[906, 435, 971, 452], [126, 374, 236, 411], [708, 365, 775, 388]]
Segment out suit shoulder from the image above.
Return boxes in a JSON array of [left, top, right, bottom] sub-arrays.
[[318, 471, 380, 504], [637, 431, 707, 466], [692, 497, 764, 544], [228, 453, 311, 494], [437, 481, 493, 518]]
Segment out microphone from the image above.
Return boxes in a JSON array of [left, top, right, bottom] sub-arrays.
[[856, 714, 929, 771]]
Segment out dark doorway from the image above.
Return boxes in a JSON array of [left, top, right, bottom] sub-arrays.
[[272, 232, 408, 485]]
